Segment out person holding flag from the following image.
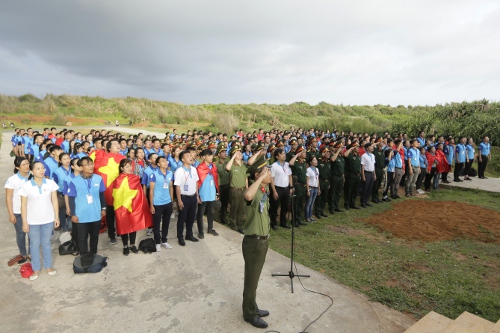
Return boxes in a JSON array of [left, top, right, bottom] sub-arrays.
[[196, 148, 219, 239], [111, 159, 152, 256]]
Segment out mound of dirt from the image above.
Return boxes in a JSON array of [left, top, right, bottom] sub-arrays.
[[366, 200, 500, 243]]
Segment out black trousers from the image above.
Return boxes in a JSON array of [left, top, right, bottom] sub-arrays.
[[361, 171, 374, 204], [177, 195, 197, 240], [372, 168, 384, 200], [478, 155, 488, 178], [383, 172, 394, 197], [218, 184, 230, 224], [197, 201, 214, 234], [424, 168, 437, 191], [106, 205, 116, 238], [270, 186, 289, 226], [416, 168, 427, 190], [454, 162, 464, 180], [464, 160, 473, 177], [153, 202, 173, 244], [121, 232, 137, 247], [77, 221, 100, 255]]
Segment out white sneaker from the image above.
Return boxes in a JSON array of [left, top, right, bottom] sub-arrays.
[[161, 242, 172, 249], [155, 244, 161, 252], [146, 228, 153, 236]]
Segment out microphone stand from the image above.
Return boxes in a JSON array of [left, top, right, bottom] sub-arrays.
[[271, 192, 310, 293]]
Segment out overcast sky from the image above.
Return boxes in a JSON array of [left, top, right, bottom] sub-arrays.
[[1, 0, 499, 106]]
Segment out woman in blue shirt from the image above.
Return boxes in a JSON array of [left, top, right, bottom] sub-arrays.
[[382, 149, 395, 201], [416, 147, 428, 193], [464, 138, 475, 180], [52, 153, 72, 231]]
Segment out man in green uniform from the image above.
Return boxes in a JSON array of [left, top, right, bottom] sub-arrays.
[[344, 141, 361, 210], [226, 144, 248, 233], [314, 146, 331, 219], [241, 157, 272, 329], [371, 138, 386, 204], [215, 144, 230, 224], [328, 140, 345, 213], [289, 145, 307, 226], [306, 138, 321, 163], [285, 138, 298, 162]]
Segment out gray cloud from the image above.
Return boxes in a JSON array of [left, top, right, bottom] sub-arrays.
[[0, 0, 499, 105]]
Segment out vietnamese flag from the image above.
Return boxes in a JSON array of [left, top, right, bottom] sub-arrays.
[[93, 149, 126, 205], [111, 173, 152, 234]]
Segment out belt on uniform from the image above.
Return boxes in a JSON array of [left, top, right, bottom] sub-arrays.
[[230, 187, 245, 191], [181, 194, 196, 197], [245, 234, 269, 240], [57, 192, 64, 197], [411, 166, 420, 168], [275, 186, 289, 189], [364, 171, 373, 173], [295, 183, 306, 187], [220, 183, 230, 187], [309, 186, 318, 189]]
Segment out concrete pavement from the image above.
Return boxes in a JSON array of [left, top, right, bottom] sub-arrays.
[[0, 132, 415, 333]]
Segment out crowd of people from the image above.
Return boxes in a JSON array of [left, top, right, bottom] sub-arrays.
[[4, 125, 493, 327]]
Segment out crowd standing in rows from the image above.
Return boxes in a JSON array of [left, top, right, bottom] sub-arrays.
[[4, 126, 493, 327]]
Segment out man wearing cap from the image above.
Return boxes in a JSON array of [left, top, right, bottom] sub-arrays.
[[306, 138, 320, 163], [344, 141, 361, 210], [328, 140, 345, 213], [372, 138, 386, 204], [241, 157, 272, 329], [290, 145, 308, 225], [286, 138, 298, 162], [215, 144, 230, 225], [226, 144, 248, 233], [269, 148, 293, 229], [360, 143, 376, 208], [315, 146, 331, 219]]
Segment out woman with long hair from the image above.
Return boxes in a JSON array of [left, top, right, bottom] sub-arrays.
[[53, 153, 72, 231], [20, 161, 59, 280], [4, 157, 31, 265]]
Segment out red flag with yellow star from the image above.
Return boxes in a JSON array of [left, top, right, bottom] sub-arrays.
[[93, 150, 126, 205], [111, 173, 152, 234]]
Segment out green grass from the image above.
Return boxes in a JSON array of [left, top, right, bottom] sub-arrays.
[[268, 189, 500, 322]]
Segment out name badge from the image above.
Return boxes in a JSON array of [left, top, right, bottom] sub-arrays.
[[184, 184, 189, 192], [259, 201, 264, 213], [163, 183, 168, 189], [210, 180, 214, 186], [86, 195, 93, 204]]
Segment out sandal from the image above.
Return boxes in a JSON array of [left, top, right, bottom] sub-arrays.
[[8, 254, 24, 267]]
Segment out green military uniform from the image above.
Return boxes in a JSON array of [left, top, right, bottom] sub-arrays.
[[315, 157, 331, 216], [344, 148, 361, 209], [372, 145, 385, 202], [306, 149, 321, 164], [216, 156, 230, 224], [329, 151, 345, 212], [228, 144, 247, 231], [242, 158, 270, 323], [291, 158, 307, 224]]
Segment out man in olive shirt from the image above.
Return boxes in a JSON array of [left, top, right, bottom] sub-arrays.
[[344, 141, 361, 210], [372, 138, 386, 204], [329, 140, 345, 213], [215, 145, 230, 225], [242, 157, 272, 329], [285, 138, 298, 162], [315, 146, 331, 219], [288, 146, 306, 227], [226, 144, 248, 233]]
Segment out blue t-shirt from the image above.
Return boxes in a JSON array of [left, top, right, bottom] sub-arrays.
[[443, 145, 455, 165], [403, 147, 409, 161], [43, 156, 59, 179], [394, 150, 403, 168], [466, 144, 475, 160], [23, 136, 34, 155], [76, 152, 88, 159], [141, 165, 158, 188], [61, 140, 71, 153], [149, 169, 173, 206], [419, 154, 428, 169], [62, 173, 76, 194], [67, 174, 106, 223], [169, 157, 181, 175], [407, 148, 420, 167], [242, 152, 253, 163], [29, 143, 40, 160], [455, 144, 466, 163], [199, 166, 216, 202], [119, 148, 128, 156], [386, 157, 396, 172], [53, 166, 72, 192], [478, 142, 491, 156], [417, 137, 426, 147]]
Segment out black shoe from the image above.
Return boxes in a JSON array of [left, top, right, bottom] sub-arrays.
[[298, 221, 308, 226], [129, 245, 139, 254], [186, 236, 199, 242], [464, 178, 472, 181], [382, 197, 391, 202], [237, 228, 244, 234], [271, 225, 278, 231], [453, 179, 460, 182], [294, 223, 300, 228], [315, 215, 322, 220], [372, 199, 379, 204], [257, 309, 270, 317], [344, 206, 350, 210], [352, 206, 360, 209], [320, 212, 328, 217], [458, 179, 463, 182], [208, 229, 219, 236], [244, 316, 268, 329], [198, 233, 205, 239], [178, 239, 186, 246], [109, 237, 117, 245], [280, 224, 291, 229], [329, 210, 335, 214], [395, 195, 401, 199], [123, 247, 129, 256], [365, 202, 372, 207], [335, 208, 344, 212], [361, 203, 367, 208], [443, 180, 451, 184]]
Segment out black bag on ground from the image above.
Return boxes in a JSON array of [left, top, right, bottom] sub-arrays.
[[139, 238, 156, 253], [59, 240, 78, 256], [468, 168, 477, 177], [73, 252, 107, 273]]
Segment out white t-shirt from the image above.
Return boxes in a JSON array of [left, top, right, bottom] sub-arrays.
[[4, 173, 30, 214], [306, 167, 319, 187], [270, 161, 292, 187], [19, 179, 59, 225], [361, 153, 375, 172], [174, 165, 199, 196]]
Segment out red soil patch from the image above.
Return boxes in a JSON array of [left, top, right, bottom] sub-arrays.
[[366, 201, 500, 243]]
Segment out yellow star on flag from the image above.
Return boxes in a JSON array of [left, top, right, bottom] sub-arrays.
[[112, 176, 138, 213], [99, 157, 121, 187]]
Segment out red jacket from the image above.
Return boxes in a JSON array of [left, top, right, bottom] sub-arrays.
[[435, 149, 449, 173], [197, 162, 219, 192]]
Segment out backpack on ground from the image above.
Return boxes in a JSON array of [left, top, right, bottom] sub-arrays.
[[468, 168, 477, 177], [138, 238, 156, 254], [73, 252, 107, 273]]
